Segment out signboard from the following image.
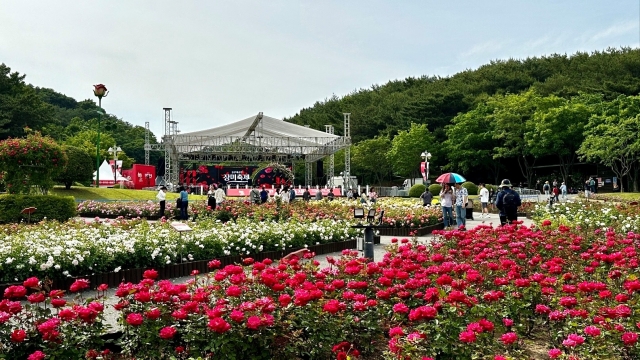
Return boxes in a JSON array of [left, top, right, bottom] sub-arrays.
[[171, 222, 192, 232]]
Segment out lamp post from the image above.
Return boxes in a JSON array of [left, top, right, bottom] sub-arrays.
[[421, 151, 432, 184], [108, 145, 122, 182], [93, 84, 108, 187]]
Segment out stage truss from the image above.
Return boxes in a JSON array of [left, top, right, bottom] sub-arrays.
[[145, 110, 352, 188]]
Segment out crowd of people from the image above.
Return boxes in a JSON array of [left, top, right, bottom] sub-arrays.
[[159, 179, 527, 228]]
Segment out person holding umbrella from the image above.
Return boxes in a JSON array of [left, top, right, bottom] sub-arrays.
[[454, 182, 468, 229]]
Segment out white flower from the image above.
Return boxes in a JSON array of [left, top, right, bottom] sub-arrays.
[[5, 257, 13, 264], [114, 266, 121, 272]]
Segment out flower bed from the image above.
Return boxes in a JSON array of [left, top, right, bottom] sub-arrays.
[[531, 201, 640, 232], [76, 198, 443, 229], [2, 222, 640, 359], [0, 217, 360, 284]]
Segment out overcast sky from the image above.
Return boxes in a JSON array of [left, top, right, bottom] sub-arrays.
[[1, 1, 639, 140]]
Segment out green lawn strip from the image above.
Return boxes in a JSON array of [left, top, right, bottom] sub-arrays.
[[50, 186, 206, 201]]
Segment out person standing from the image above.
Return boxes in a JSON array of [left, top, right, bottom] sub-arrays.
[[327, 188, 335, 201], [314, 188, 323, 201], [346, 188, 353, 200], [179, 186, 189, 220], [156, 186, 167, 218], [288, 187, 297, 203], [250, 185, 261, 205], [552, 185, 560, 203], [368, 188, 377, 203], [589, 177, 596, 194], [439, 184, 454, 229], [303, 187, 311, 202], [543, 181, 550, 200], [207, 186, 216, 210], [495, 179, 522, 226], [560, 182, 567, 200], [280, 187, 290, 204], [360, 191, 368, 205], [454, 183, 468, 229], [214, 186, 226, 207], [489, 187, 496, 211], [420, 188, 433, 207], [260, 187, 269, 204], [479, 183, 490, 218]]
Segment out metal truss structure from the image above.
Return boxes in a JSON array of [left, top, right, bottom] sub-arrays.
[[145, 111, 351, 188]]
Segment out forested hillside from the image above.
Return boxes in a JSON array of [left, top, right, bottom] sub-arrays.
[[286, 48, 640, 191], [0, 64, 162, 168]]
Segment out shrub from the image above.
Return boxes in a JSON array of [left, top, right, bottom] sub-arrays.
[[485, 184, 498, 193], [461, 181, 478, 195], [428, 183, 442, 196], [0, 194, 76, 223], [57, 146, 93, 190], [408, 184, 426, 198]]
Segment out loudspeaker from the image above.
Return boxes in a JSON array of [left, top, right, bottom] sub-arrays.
[[316, 161, 324, 178]]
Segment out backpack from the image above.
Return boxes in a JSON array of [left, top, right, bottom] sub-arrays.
[[502, 190, 517, 210], [543, 184, 549, 191]]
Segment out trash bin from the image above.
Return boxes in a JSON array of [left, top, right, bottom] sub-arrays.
[[465, 199, 474, 220]]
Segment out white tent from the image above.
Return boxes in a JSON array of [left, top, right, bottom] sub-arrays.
[[172, 114, 343, 155], [93, 160, 127, 186]]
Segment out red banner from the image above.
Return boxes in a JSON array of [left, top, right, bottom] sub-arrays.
[[420, 162, 426, 181]]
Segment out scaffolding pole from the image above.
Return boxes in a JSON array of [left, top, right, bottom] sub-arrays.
[[343, 113, 351, 190], [325, 125, 334, 187]]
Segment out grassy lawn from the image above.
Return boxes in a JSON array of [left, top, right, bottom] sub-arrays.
[[50, 186, 206, 201]]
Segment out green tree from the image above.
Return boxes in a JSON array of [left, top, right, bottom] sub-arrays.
[[57, 146, 94, 189], [0, 64, 55, 139], [578, 95, 640, 192], [386, 123, 434, 180], [444, 101, 503, 184], [64, 130, 134, 169], [351, 136, 392, 185], [526, 94, 597, 183]]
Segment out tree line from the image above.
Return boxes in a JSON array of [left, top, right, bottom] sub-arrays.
[[0, 63, 162, 173], [285, 48, 640, 191]]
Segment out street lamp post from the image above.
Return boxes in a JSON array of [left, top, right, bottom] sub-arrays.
[[93, 84, 108, 188], [421, 151, 432, 184], [108, 145, 122, 182]]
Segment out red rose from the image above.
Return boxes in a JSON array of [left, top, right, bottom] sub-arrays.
[[4, 285, 27, 299], [143, 269, 159, 279], [10, 329, 26, 343], [93, 84, 108, 98], [145, 308, 162, 320], [27, 351, 46, 360], [51, 298, 67, 308], [97, 284, 109, 292], [23, 277, 40, 288], [126, 313, 144, 326], [69, 279, 90, 292], [208, 317, 231, 333], [159, 326, 177, 339], [246, 315, 261, 330], [27, 293, 45, 304]]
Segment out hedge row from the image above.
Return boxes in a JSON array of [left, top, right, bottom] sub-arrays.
[[0, 195, 76, 223]]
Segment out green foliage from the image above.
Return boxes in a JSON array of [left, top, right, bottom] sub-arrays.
[[485, 184, 498, 193], [351, 136, 393, 185], [578, 95, 640, 192], [461, 181, 478, 195], [386, 123, 434, 178], [0, 131, 67, 194], [428, 183, 442, 196], [408, 183, 427, 198], [0, 64, 55, 139], [57, 146, 93, 189], [0, 194, 76, 223]]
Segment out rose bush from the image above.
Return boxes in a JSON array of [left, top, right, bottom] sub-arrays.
[[3, 221, 640, 359]]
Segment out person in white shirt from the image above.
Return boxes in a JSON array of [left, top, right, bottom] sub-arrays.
[[156, 186, 167, 218], [560, 182, 567, 200], [214, 186, 226, 206], [280, 188, 290, 203], [439, 184, 454, 229], [479, 183, 490, 218]]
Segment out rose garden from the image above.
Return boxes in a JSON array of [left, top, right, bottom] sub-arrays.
[[0, 195, 639, 360]]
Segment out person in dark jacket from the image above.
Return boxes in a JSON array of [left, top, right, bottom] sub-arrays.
[[495, 179, 522, 226]]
